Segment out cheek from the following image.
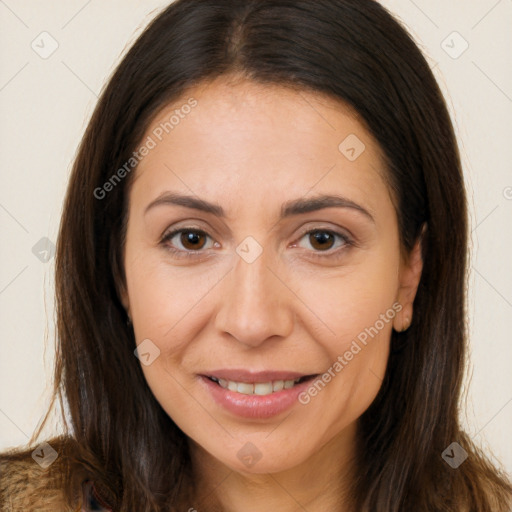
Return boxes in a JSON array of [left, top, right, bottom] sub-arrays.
[[295, 251, 399, 345], [293, 244, 399, 403], [125, 251, 228, 340]]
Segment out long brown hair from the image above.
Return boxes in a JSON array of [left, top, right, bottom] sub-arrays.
[[27, 0, 512, 510]]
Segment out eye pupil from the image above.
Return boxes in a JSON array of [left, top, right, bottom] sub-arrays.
[[310, 231, 334, 250]]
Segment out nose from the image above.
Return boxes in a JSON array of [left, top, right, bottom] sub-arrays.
[[214, 247, 295, 348]]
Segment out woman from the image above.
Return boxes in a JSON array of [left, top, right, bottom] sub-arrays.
[[1, 0, 511, 510]]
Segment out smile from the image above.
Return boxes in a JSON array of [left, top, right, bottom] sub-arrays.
[[207, 375, 313, 396]]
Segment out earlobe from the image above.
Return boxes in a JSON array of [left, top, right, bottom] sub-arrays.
[[394, 309, 412, 332], [393, 225, 426, 332]]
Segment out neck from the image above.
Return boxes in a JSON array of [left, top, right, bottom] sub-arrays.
[[188, 423, 358, 512]]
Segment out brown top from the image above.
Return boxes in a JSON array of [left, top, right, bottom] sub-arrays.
[[0, 437, 112, 512]]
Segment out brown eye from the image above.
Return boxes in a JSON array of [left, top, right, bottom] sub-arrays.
[[294, 228, 353, 260], [178, 230, 208, 250], [161, 228, 214, 254], [308, 231, 336, 251]]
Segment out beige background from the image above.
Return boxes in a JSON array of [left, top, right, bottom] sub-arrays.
[[1, 0, 511, 476]]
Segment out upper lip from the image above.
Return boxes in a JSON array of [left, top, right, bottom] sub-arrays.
[[201, 369, 318, 383]]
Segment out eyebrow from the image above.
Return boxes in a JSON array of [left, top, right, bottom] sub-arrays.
[[144, 192, 375, 223]]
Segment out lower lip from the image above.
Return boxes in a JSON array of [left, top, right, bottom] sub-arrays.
[[199, 375, 316, 419]]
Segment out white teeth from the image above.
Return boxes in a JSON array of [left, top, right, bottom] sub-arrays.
[[212, 377, 304, 396], [254, 382, 273, 395], [272, 380, 284, 392], [237, 382, 254, 394]]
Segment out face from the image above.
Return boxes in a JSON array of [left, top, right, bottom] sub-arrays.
[[121, 76, 422, 476]]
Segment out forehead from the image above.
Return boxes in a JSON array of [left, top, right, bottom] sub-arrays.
[[130, 77, 390, 219]]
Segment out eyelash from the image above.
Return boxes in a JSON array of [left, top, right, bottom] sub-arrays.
[[160, 227, 354, 261]]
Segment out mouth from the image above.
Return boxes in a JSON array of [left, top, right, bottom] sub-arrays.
[[205, 374, 319, 396], [199, 370, 322, 419]]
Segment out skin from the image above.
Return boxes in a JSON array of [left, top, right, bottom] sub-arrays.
[[120, 74, 423, 512]]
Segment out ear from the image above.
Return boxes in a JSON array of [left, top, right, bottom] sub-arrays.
[[118, 281, 131, 321], [393, 224, 426, 332]]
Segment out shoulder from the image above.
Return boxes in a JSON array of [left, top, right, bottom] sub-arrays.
[[0, 436, 81, 511]]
